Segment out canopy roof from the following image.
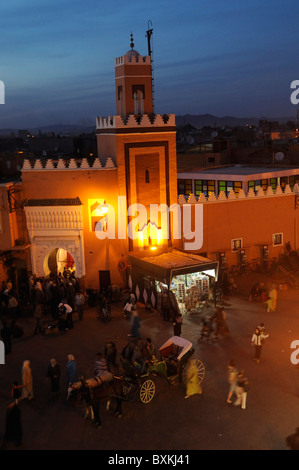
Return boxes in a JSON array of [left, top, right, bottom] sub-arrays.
[[159, 336, 193, 360], [129, 249, 218, 285]]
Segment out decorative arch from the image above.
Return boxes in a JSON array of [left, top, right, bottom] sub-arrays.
[[33, 238, 84, 278], [133, 89, 144, 115], [24, 202, 85, 279]]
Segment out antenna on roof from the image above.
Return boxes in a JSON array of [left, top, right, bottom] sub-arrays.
[[146, 21, 155, 113]]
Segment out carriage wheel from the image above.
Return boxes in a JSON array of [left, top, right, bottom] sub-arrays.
[[182, 359, 205, 385], [139, 379, 155, 404]]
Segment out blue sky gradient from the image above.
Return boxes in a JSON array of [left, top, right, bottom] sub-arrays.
[[0, 0, 299, 128]]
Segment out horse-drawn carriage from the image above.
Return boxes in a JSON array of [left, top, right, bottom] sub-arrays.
[[67, 336, 205, 417], [151, 336, 205, 386]]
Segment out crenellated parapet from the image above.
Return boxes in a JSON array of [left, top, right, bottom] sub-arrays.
[[21, 157, 116, 171], [96, 113, 176, 130], [115, 54, 151, 66], [178, 184, 299, 204]]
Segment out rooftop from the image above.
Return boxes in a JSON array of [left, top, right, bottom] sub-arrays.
[[139, 250, 214, 269], [178, 165, 299, 179], [24, 197, 82, 207], [129, 250, 218, 281]]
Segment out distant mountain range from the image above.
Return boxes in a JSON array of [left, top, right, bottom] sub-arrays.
[[0, 114, 296, 136], [0, 124, 95, 136], [175, 114, 295, 128]]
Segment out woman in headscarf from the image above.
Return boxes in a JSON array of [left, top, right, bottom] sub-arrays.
[[184, 359, 202, 399], [265, 284, 278, 312], [22, 360, 34, 400]]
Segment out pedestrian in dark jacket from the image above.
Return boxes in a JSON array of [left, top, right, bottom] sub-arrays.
[[104, 339, 117, 371], [47, 358, 61, 397], [173, 314, 182, 337]]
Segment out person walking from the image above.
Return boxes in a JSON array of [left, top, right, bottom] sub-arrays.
[[66, 354, 78, 387], [162, 291, 171, 321], [21, 360, 34, 401], [75, 290, 85, 320], [226, 360, 238, 403], [265, 284, 278, 312], [7, 293, 19, 321], [212, 307, 229, 339], [123, 299, 133, 321], [101, 295, 111, 322], [234, 370, 249, 410], [251, 327, 269, 364], [11, 381, 23, 405], [104, 339, 117, 372], [129, 310, 141, 339], [33, 284, 44, 335], [173, 313, 182, 337], [47, 358, 61, 398], [184, 359, 202, 399]]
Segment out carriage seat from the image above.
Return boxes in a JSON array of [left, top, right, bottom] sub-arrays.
[[160, 344, 183, 376], [161, 343, 183, 361]]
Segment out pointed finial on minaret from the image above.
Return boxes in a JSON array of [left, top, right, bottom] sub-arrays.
[[130, 32, 134, 49]]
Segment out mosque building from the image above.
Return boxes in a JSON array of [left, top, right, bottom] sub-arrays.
[[2, 32, 299, 314]]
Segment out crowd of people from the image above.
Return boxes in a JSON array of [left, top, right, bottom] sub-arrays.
[[249, 281, 278, 313], [0, 269, 295, 450], [0, 270, 87, 349]]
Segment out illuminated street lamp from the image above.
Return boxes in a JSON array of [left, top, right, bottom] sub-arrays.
[[101, 200, 108, 216]]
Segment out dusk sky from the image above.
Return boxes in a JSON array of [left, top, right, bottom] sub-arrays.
[[0, 0, 299, 129]]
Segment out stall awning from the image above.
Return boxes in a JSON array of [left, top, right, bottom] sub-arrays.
[[128, 249, 219, 286]]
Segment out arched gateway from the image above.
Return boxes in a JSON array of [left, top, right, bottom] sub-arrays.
[[24, 198, 85, 278]]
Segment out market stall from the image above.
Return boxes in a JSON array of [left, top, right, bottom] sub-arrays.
[[128, 249, 219, 315]]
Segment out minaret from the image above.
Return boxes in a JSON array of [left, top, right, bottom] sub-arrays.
[[96, 32, 177, 252], [115, 33, 153, 117]]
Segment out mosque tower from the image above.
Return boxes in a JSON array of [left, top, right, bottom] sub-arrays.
[[115, 33, 153, 117], [96, 32, 177, 252]]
